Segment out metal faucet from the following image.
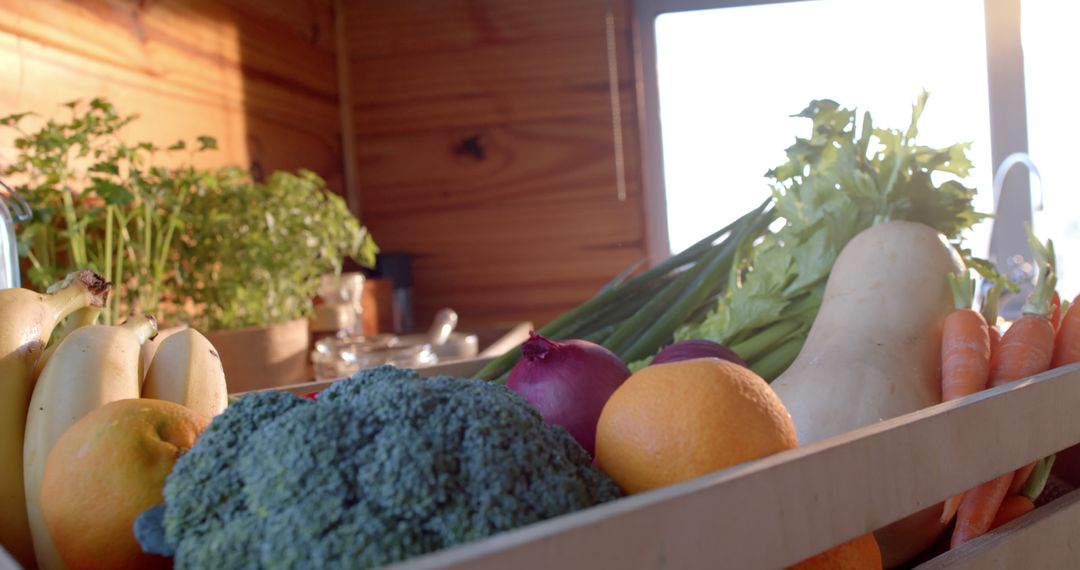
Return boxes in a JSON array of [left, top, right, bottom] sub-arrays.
[[983, 152, 1044, 321]]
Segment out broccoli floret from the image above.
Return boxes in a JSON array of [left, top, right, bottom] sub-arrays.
[[158, 365, 621, 569], [133, 504, 171, 557]]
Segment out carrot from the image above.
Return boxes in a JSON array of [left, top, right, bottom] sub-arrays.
[[987, 326, 1001, 360], [951, 230, 1057, 549], [988, 232, 1057, 388], [951, 473, 1016, 547], [988, 495, 1035, 531], [1007, 462, 1036, 496], [939, 274, 991, 524], [941, 275, 991, 401], [989, 315, 1055, 387], [1051, 293, 1080, 368]]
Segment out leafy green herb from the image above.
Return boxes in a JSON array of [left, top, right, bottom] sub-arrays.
[[1, 98, 209, 324], [2, 99, 378, 330], [674, 92, 990, 378], [174, 168, 378, 331]]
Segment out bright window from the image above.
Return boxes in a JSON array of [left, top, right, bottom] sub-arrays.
[[1024, 0, 1080, 298], [654, 0, 994, 255]]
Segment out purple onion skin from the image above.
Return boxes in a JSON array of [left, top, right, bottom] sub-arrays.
[[651, 339, 748, 368], [507, 333, 630, 456]]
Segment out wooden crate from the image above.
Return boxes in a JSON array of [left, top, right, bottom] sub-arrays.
[[268, 361, 1080, 568], [406, 363, 1080, 568]]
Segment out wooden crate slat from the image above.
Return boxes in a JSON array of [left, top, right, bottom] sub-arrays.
[[382, 364, 1080, 569], [916, 489, 1080, 569]]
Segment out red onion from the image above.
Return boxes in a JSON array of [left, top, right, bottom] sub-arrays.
[[507, 332, 630, 456], [651, 339, 748, 368]]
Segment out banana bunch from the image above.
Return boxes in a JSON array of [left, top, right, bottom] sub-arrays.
[[0, 271, 229, 570], [0, 270, 110, 569]]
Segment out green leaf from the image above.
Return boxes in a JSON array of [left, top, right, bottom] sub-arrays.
[[88, 161, 120, 175], [197, 136, 219, 151], [92, 177, 135, 206], [168, 140, 187, 151], [0, 112, 32, 127], [686, 92, 994, 367]]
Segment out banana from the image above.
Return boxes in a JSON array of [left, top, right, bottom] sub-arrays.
[[30, 307, 103, 390], [23, 314, 157, 570], [143, 328, 229, 418], [0, 270, 110, 570]]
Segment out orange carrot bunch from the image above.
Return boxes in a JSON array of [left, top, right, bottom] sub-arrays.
[[938, 273, 993, 525], [1052, 293, 1080, 368], [948, 231, 1058, 549]]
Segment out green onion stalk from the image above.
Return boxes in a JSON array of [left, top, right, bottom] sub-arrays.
[[475, 199, 775, 381]]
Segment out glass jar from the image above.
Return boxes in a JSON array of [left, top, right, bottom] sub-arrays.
[[310, 335, 437, 382]]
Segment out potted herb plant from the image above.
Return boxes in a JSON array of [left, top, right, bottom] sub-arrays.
[[2, 100, 378, 390], [0, 99, 214, 325], [173, 166, 377, 391]]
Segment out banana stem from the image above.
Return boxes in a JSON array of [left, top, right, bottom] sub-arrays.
[[70, 307, 103, 328], [55, 307, 103, 343], [47, 269, 110, 310], [121, 314, 159, 345]]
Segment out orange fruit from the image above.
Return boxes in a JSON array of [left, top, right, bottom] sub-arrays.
[[40, 399, 210, 570], [788, 533, 883, 569], [594, 358, 797, 494]]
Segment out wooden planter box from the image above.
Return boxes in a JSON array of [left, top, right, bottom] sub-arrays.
[[273, 361, 1080, 569]]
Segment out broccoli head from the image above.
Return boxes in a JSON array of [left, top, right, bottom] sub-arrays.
[[157, 365, 621, 568]]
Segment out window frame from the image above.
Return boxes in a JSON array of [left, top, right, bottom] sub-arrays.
[[632, 0, 1034, 270]]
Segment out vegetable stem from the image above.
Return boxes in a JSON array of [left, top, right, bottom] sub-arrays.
[[1022, 227, 1057, 318], [949, 272, 975, 311], [604, 245, 721, 355], [474, 200, 773, 381], [749, 334, 804, 381], [980, 278, 1006, 326], [619, 209, 775, 363], [729, 319, 803, 363], [1022, 454, 1056, 502]]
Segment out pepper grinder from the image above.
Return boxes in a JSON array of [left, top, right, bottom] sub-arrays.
[[376, 253, 414, 333]]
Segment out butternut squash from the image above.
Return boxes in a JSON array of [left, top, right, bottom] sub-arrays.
[[770, 220, 964, 568]]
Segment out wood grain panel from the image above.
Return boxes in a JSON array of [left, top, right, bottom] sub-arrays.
[[348, 0, 645, 330], [345, 0, 628, 59], [358, 114, 641, 212], [349, 2, 637, 135], [352, 37, 619, 134], [374, 197, 644, 328], [0, 0, 344, 192]]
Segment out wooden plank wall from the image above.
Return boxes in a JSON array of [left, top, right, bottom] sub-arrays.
[[345, 0, 647, 330], [0, 0, 344, 192]]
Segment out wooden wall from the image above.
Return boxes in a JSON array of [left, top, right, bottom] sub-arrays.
[[1, 0, 648, 332], [345, 0, 646, 331], [0, 0, 344, 192]]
